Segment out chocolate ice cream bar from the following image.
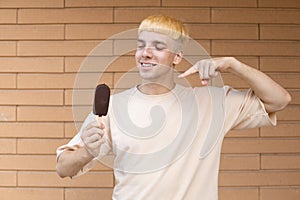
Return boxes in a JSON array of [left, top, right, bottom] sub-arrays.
[[93, 84, 110, 117]]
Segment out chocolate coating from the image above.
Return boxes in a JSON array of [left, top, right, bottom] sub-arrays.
[[93, 84, 110, 116]]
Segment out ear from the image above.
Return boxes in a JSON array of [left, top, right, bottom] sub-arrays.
[[173, 51, 183, 65]]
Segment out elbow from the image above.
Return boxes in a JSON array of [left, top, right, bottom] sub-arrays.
[[56, 156, 68, 179], [56, 164, 66, 179], [56, 166, 67, 179], [266, 92, 292, 113], [279, 91, 292, 110]]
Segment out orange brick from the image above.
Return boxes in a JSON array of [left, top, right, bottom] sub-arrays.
[[260, 187, 300, 200], [65, 56, 137, 73], [211, 73, 250, 89], [65, 188, 113, 200], [17, 106, 73, 122], [0, 188, 63, 200], [233, 57, 260, 69], [0, 25, 64, 40], [0, 122, 64, 138], [0, 42, 16, 56], [187, 24, 258, 40], [222, 138, 300, 154], [113, 39, 139, 56], [18, 8, 113, 24], [288, 90, 300, 104], [0, 155, 56, 170], [183, 40, 211, 56], [90, 161, 113, 172], [219, 171, 300, 186], [276, 105, 300, 121], [219, 187, 259, 200], [212, 8, 300, 24], [17, 41, 113, 57], [0, 57, 63, 73], [268, 73, 300, 89], [0, 0, 64, 8], [0, 139, 16, 153], [18, 171, 114, 187], [107, 56, 137, 72], [0, 9, 17, 23], [162, 0, 257, 7], [212, 40, 300, 56], [261, 154, 300, 170], [66, 24, 137, 40], [0, 90, 63, 105], [65, 89, 94, 106], [260, 25, 300, 40], [175, 58, 193, 72], [76, 72, 114, 89], [114, 8, 210, 23], [260, 57, 300, 72], [0, 171, 17, 186], [65, 122, 82, 138], [17, 74, 75, 89], [72, 106, 96, 123], [220, 154, 260, 170], [17, 138, 69, 154], [0, 106, 16, 121], [114, 72, 142, 89], [65, 57, 87, 72], [17, 73, 113, 89], [258, 0, 300, 8], [226, 128, 259, 138], [261, 122, 300, 137], [0, 74, 16, 89], [65, 0, 160, 7]]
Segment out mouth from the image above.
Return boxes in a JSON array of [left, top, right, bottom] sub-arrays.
[[139, 62, 157, 70]]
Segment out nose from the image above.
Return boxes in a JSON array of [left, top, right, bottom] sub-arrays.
[[142, 47, 153, 58]]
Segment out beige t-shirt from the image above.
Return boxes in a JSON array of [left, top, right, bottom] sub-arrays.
[[57, 85, 276, 200]]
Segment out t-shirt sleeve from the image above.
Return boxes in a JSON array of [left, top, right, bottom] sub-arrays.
[[224, 86, 277, 130], [56, 112, 112, 178]]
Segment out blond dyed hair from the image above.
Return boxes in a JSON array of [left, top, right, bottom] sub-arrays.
[[138, 15, 189, 47]]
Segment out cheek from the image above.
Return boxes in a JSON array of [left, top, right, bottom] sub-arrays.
[[159, 53, 175, 63], [135, 51, 141, 62]]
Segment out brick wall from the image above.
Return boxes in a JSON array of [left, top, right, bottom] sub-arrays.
[[0, 0, 299, 200]]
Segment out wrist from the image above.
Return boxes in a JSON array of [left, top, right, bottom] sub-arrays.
[[80, 146, 95, 162], [226, 57, 243, 74]]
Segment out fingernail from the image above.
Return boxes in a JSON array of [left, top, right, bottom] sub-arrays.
[[201, 80, 208, 85]]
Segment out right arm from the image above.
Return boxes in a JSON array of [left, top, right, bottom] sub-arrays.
[[56, 120, 105, 178], [56, 147, 94, 178]]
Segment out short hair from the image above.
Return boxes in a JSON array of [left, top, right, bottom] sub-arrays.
[[138, 15, 189, 47]]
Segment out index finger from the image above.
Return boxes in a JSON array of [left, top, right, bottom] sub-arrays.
[[85, 119, 101, 130], [178, 66, 198, 78]]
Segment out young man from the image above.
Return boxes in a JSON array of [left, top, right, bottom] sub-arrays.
[[56, 15, 291, 199]]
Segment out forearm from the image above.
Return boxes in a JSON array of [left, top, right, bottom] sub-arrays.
[[229, 58, 291, 113], [56, 147, 94, 178]]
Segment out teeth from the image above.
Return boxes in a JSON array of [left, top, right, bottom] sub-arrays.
[[142, 63, 156, 67]]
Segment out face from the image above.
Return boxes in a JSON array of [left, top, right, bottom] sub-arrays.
[[135, 31, 182, 83]]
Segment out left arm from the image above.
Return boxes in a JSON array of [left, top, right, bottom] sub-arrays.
[[178, 57, 291, 113]]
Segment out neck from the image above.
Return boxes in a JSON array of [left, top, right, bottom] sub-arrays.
[[137, 81, 175, 95]]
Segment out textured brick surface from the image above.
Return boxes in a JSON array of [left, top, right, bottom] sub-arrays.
[[0, 1, 299, 200], [0, 25, 64, 40], [162, 0, 257, 7]]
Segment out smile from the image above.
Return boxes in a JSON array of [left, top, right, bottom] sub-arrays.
[[141, 62, 157, 67]]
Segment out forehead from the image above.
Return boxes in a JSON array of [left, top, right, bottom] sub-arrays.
[[137, 31, 174, 44]]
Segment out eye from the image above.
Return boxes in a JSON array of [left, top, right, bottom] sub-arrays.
[[137, 42, 145, 49], [155, 44, 166, 51]]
